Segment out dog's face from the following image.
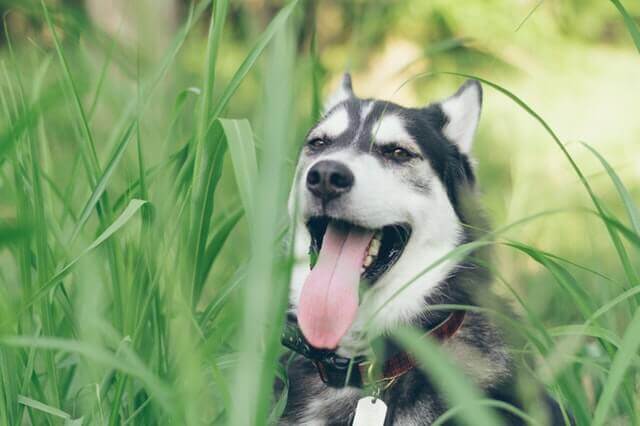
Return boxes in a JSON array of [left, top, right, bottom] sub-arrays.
[[289, 75, 482, 354]]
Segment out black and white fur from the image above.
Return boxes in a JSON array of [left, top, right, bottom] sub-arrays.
[[279, 75, 566, 425]]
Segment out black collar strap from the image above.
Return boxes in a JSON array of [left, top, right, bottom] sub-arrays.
[[281, 311, 465, 388]]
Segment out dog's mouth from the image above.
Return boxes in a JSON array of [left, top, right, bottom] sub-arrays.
[[297, 216, 411, 350], [307, 217, 411, 283]]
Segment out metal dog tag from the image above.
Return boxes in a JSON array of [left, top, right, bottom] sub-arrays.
[[353, 396, 387, 426]]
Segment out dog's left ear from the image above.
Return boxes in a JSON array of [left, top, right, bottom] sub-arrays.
[[438, 80, 482, 154], [324, 73, 354, 112]]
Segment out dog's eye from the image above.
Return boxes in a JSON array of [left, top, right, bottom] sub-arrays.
[[382, 145, 415, 162], [307, 137, 329, 150]]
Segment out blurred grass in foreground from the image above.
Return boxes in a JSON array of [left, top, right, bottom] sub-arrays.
[[0, 0, 639, 424]]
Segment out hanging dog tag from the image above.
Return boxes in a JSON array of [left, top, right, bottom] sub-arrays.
[[353, 396, 387, 426]]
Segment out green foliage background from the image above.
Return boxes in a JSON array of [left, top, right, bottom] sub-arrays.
[[0, 0, 639, 424]]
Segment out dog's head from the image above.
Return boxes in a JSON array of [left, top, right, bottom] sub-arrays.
[[288, 74, 482, 353]]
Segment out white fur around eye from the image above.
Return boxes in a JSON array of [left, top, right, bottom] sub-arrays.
[[309, 107, 350, 140], [371, 114, 414, 145]]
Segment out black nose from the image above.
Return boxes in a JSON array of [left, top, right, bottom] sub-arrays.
[[306, 160, 354, 201]]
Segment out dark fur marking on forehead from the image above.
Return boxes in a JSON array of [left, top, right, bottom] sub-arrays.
[[355, 101, 407, 152]]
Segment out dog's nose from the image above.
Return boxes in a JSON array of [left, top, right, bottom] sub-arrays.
[[306, 160, 354, 201]]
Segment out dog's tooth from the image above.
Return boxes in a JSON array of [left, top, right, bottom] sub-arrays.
[[369, 239, 380, 256], [364, 255, 373, 267]]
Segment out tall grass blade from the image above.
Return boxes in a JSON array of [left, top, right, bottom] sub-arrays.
[[589, 287, 640, 323], [202, 0, 228, 112], [610, 0, 640, 53], [515, 0, 544, 32], [506, 242, 595, 317], [201, 207, 243, 285], [592, 306, 640, 425], [228, 16, 295, 426], [189, 120, 227, 307], [87, 32, 118, 121], [548, 325, 623, 349], [220, 118, 258, 221], [192, 0, 229, 195], [207, 0, 299, 124], [581, 142, 640, 234], [598, 211, 640, 249], [17, 395, 73, 421], [69, 122, 136, 244]]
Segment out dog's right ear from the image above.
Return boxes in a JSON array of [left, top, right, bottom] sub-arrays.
[[437, 80, 482, 155], [324, 73, 354, 112]]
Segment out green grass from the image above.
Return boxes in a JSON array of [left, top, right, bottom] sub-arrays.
[[1, 0, 639, 425]]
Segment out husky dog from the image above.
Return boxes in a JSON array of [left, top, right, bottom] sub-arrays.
[[278, 75, 566, 425]]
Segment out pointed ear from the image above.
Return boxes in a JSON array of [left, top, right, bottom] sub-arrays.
[[324, 73, 354, 112], [438, 80, 482, 154]]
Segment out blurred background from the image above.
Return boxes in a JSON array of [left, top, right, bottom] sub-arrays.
[[1, 0, 639, 424]]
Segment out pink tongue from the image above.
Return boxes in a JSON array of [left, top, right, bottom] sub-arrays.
[[297, 223, 374, 349]]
